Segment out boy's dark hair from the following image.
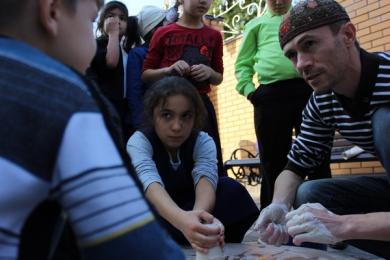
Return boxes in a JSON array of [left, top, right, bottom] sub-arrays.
[[0, 1, 28, 26], [143, 76, 207, 129], [0, 0, 104, 27]]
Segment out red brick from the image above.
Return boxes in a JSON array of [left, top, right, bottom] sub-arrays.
[[374, 167, 386, 173], [356, 27, 371, 38], [359, 31, 382, 44], [351, 13, 369, 24], [372, 37, 390, 48], [332, 169, 351, 175], [351, 167, 374, 174], [361, 161, 382, 167], [345, 0, 367, 13], [330, 163, 340, 169], [369, 4, 390, 18], [360, 41, 372, 50], [357, 16, 381, 30], [339, 162, 362, 169], [356, 2, 380, 16]]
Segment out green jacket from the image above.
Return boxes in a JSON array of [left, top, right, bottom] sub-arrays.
[[235, 10, 300, 97]]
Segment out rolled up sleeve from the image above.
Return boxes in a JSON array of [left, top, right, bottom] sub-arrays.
[[126, 131, 164, 191], [192, 132, 218, 189]]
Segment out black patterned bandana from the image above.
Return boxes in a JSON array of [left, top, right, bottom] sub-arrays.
[[279, 0, 350, 48]]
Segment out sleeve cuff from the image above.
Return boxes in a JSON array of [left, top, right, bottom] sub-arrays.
[[284, 160, 308, 179], [193, 175, 218, 190], [144, 180, 164, 192]]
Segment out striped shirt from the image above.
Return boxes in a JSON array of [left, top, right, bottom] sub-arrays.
[[0, 37, 183, 259], [286, 50, 390, 177]]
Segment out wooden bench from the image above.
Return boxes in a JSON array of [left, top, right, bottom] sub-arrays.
[[224, 132, 380, 185]]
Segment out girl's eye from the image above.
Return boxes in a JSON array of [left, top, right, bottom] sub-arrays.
[[161, 112, 172, 120], [119, 16, 127, 21], [182, 112, 194, 120]]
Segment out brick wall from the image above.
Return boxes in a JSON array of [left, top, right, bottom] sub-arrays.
[[210, 0, 389, 175]]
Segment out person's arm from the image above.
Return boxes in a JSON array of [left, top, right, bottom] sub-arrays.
[[145, 182, 186, 226], [206, 30, 224, 86], [209, 70, 223, 85], [341, 212, 390, 241], [234, 20, 258, 97], [127, 131, 221, 252], [54, 112, 184, 259], [141, 27, 181, 84], [286, 203, 390, 245], [141, 67, 170, 83], [126, 131, 164, 190], [142, 60, 191, 84], [145, 174, 221, 253], [193, 177, 215, 212], [192, 132, 218, 212], [273, 169, 304, 208], [254, 170, 303, 246], [104, 17, 121, 68]]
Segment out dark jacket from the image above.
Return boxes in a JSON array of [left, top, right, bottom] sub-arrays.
[[87, 37, 125, 101]]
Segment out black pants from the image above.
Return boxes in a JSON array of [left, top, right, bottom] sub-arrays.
[[157, 177, 259, 244], [252, 78, 331, 210], [200, 94, 225, 177]]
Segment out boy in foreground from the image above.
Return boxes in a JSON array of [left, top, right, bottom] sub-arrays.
[[0, 0, 184, 259]]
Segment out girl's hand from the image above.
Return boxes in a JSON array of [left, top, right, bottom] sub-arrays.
[[210, 217, 225, 248], [104, 16, 120, 36], [178, 210, 224, 253], [168, 60, 190, 76], [190, 64, 212, 81]]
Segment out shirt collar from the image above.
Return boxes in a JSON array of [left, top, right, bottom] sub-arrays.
[[334, 48, 380, 119]]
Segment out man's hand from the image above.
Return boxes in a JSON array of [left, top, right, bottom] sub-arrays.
[[286, 203, 342, 245], [254, 203, 290, 246]]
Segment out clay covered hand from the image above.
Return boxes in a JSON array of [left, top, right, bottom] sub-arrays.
[[286, 203, 342, 245], [254, 203, 290, 246]]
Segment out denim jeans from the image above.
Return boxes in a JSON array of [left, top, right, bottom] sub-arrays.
[[372, 105, 390, 179], [294, 105, 390, 258]]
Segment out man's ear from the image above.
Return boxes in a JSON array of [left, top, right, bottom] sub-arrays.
[[38, 0, 62, 36], [341, 22, 357, 48]]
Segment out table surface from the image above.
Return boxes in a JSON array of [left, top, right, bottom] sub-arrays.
[[182, 242, 384, 260]]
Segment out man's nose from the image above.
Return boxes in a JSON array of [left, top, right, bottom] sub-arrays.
[[296, 53, 313, 73]]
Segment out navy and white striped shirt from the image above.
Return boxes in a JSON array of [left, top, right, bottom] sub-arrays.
[[286, 50, 390, 177], [0, 37, 183, 259]]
